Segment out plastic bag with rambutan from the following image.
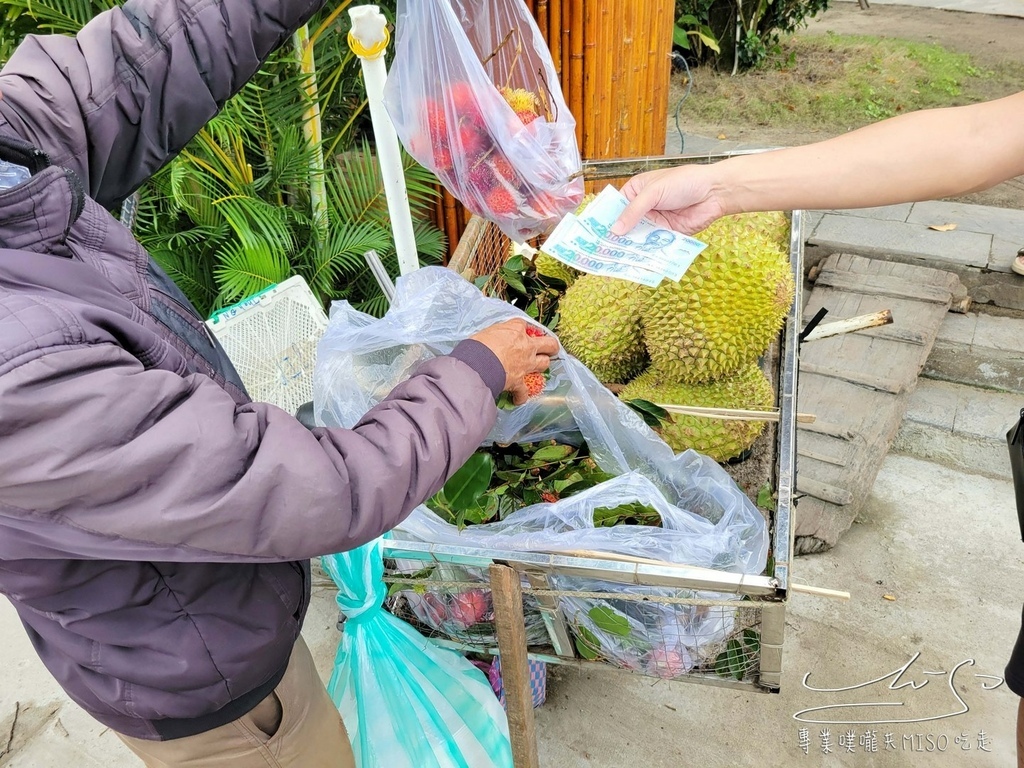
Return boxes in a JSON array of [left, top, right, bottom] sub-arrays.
[[383, 0, 584, 242]]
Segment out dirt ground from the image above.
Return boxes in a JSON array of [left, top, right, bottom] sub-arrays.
[[678, 3, 1024, 209]]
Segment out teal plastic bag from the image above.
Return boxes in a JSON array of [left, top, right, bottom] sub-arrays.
[[322, 539, 514, 768]]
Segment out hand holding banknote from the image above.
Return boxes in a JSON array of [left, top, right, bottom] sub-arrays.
[[538, 186, 707, 287]]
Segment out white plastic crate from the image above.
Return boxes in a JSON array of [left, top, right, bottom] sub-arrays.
[[206, 276, 328, 415]]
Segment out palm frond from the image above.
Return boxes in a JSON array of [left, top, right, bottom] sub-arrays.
[[300, 221, 394, 301], [214, 240, 292, 305]]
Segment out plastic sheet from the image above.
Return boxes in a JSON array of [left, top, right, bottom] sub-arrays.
[[322, 539, 513, 768], [383, 0, 583, 242]]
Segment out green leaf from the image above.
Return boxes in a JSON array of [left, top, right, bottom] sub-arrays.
[[440, 453, 494, 511], [715, 649, 731, 678], [726, 638, 746, 680], [697, 29, 721, 53], [558, 471, 617, 498], [530, 444, 577, 463], [500, 268, 527, 295], [742, 629, 761, 656], [575, 626, 602, 660], [505, 254, 524, 273], [673, 27, 692, 49], [588, 605, 631, 637], [756, 483, 774, 510], [624, 399, 670, 429]]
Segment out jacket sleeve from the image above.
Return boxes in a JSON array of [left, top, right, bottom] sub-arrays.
[[0, 343, 499, 563], [0, 0, 324, 208]]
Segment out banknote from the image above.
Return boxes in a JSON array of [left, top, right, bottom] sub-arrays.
[[576, 186, 707, 279], [541, 215, 666, 286], [538, 186, 707, 285]]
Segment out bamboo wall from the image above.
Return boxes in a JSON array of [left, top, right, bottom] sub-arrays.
[[433, 0, 676, 257]]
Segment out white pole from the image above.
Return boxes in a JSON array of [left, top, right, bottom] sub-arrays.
[[348, 5, 419, 277]]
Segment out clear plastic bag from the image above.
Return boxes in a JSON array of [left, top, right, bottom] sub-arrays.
[[383, 0, 583, 242], [322, 539, 512, 768], [315, 266, 768, 576], [388, 562, 551, 646]]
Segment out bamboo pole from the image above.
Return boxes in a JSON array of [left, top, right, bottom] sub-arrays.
[[596, 3, 610, 157], [616, 0, 633, 159], [536, 0, 549, 49], [581, 3, 596, 159], [640, 0, 656, 155], [548, 0, 561, 81], [571, 2, 585, 153], [562, 0, 573, 109]]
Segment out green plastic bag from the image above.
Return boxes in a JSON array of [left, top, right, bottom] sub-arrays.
[[322, 539, 513, 768]]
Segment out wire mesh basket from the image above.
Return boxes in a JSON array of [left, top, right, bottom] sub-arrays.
[[383, 153, 802, 692], [205, 276, 328, 415]]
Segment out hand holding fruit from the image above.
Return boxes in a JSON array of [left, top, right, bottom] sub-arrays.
[[470, 319, 559, 405]]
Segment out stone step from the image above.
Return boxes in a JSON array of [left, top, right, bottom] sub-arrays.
[[805, 201, 1024, 312], [892, 377, 1019, 480], [922, 309, 1024, 393]]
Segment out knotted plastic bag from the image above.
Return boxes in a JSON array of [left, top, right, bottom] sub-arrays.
[[383, 0, 583, 242], [322, 539, 513, 768]]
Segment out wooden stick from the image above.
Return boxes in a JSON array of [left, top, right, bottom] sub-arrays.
[[802, 309, 894, 342], [654, 403, 817, 424], [790, 583, 851, 601], [489, 564, 540, 768]]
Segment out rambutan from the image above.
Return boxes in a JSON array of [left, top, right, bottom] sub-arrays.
[[433, 146, 454, 172], [456, 124, 487, 156], [491, 154, 517, 183], [500, 87, 538, 114], [425, 101, 448, 143], [523, 372, 546, 398], [468, 162, 496, 193], [485, 186, 517, 217], [516, 109, 539, 126], [448, 82, 483, 128]]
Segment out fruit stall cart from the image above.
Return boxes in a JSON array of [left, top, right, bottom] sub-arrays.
[[378, 153, 804, 764]]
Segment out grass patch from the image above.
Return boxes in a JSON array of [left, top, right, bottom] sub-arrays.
[[677, 32, 1017, 132]]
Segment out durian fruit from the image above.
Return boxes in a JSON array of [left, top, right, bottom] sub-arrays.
[[558, 274, 650, 383], [619, 363, 774, 462], [747, 210, 790, 249], [642, 213, 794, 384], [534, 252, 580, 286]]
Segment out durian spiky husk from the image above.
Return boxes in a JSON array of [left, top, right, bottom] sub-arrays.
[[534, 252, 580, 286], [619, 363, 775, 462], [559, 273, 651, 384], [642, 212, 794, 384]]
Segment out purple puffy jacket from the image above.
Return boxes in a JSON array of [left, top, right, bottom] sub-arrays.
[[0, 0, 504, 740]]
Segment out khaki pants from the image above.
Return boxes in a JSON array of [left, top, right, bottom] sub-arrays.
[[118, 637, 355, 767]]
